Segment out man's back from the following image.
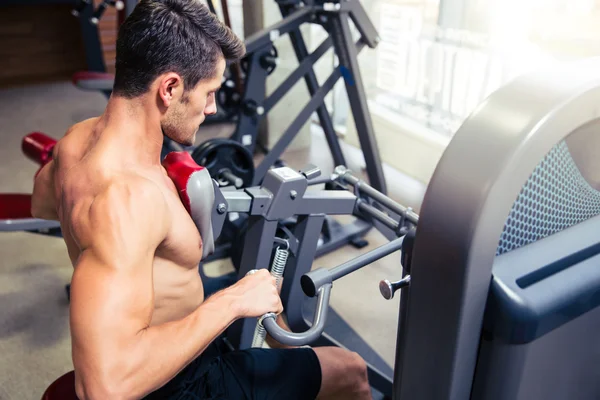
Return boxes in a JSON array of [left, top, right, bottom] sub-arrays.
[[52, 118, 206, 326]]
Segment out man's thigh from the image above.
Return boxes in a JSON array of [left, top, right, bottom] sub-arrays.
[[218, 347, 322, 400]]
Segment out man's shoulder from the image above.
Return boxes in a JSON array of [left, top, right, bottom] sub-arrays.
[[68, 174, 166, 222], [70, 174, 170, 249], [64, 117, 100, 137], [94, 174, 167, 212], [54, 117, 100, 161]]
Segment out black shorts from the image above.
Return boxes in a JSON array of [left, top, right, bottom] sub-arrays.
[[144, 338, 322, 400]]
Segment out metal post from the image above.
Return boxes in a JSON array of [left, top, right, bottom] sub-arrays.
[[280, 214, 326, 332], [328, 13, 387, 193], [79, 4, 106, 72], [254, 69, 342, 184], [393, 253, 411, 398], [227, 216, 278, 349], [231, 52, 269, 152], [347, 0, 380, 48], [262, 38, 333, 113], [279, 4, 347, 169]]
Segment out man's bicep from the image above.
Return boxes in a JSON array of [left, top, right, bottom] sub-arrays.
[[70, 250, 153, 331], [71, 251, 136, 334], [70, 250, 154, 377]]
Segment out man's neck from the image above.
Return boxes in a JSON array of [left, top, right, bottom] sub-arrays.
[[98, 95, 165, 166]]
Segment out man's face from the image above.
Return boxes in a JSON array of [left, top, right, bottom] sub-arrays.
[[162, 57, 226, 146]]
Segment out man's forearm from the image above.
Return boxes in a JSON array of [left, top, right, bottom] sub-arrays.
[[79, 288, 241, 400], [127, 289, 240, 398]]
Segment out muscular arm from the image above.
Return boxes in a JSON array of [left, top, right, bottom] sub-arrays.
[[70, 180, 242, 400], [31, 158, 59, 220]]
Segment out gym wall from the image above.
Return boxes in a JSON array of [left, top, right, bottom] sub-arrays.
[[0, 0, 120, 89], [0, 3, 87, 88]]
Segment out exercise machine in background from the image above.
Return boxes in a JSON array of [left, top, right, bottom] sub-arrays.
[[70, 0, 385, 189]]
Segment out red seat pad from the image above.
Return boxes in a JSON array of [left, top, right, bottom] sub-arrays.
[[0, 194, 32, 219], [41, 371, 78, 400]]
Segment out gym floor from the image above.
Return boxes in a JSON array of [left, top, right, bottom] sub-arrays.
[[0, 81, 426, 399]]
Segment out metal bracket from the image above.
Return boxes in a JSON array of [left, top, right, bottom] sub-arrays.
[[211, 180, 229, 241]]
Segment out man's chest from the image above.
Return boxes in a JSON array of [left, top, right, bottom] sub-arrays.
[[157, 185, 204, 269]]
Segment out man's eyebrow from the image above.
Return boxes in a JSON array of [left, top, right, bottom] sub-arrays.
[[212, 84, 222, 91]]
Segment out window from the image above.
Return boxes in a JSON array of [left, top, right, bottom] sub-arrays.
[[333, 0, 600, 183]]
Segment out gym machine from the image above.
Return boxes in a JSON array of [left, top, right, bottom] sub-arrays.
[[204, 163, 415, 398], [216, 57, 600, 400], [5, 57, 600, 399]]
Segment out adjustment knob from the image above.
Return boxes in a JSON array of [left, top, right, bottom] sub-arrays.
[[379, 276, 411, 300]]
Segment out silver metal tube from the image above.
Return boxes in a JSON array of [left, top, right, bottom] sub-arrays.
[[357, 200, 399, 231], [262, 284, 332, 346], [329, 236, 405, 282], [222, 190, 252, 212], [335, 166, 419, 225], [220, 170, 244, 188], [301, 236, 405, 297]]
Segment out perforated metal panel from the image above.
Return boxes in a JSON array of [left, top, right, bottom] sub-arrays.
[[497, 141, 600, 256]]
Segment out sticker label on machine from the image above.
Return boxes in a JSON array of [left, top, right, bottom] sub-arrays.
[[274, 167, 302, 181]]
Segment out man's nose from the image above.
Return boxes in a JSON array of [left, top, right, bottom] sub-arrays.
[[205, 98, 217, 115]]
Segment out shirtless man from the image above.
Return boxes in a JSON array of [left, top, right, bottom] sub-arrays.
[[30, 1, 371, 399]]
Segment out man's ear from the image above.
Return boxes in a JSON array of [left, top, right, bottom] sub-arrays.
[[158, 72, 183, 108]]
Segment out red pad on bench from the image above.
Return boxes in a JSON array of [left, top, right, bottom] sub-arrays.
[[72, 71, 114, 85], [162, 152, 216, 259], [0, 194, 32, 220], [162, 151, 205, 213], [22, 132, 57, 166]]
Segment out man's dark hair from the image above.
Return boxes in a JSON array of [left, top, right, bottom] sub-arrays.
[[113, 0, 246, 98]]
